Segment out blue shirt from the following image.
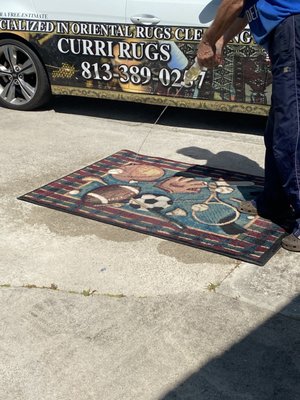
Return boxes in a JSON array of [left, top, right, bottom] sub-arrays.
[[241, 0, 300, 47]]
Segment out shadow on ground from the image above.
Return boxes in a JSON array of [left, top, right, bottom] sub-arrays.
[[177, 147, 264, 176], [159, 295, 300, 400], [50, 96, 267, 136]]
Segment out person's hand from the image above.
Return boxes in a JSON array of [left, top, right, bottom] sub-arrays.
[[197, 39, 217, 69], [215, 37, 225, 66], [197, 35, 225, 68]]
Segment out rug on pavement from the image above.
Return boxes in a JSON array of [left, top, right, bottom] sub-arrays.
[[18, 149, 286, 265]]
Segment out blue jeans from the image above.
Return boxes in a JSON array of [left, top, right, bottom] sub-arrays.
[[260, 14, 300, 235]]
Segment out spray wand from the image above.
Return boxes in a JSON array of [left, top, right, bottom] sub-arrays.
[[136, 59, 207, 154], [183, 58, 208, 86]]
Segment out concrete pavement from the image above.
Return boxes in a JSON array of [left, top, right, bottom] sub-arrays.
[[0, 97, 299, 399]]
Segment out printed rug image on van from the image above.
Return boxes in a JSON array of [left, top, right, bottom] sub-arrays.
[[18, 149, 286, 265]]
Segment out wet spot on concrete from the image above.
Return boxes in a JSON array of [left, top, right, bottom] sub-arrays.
[[26, 206, 145, 243], [157, 241, 234, 265]]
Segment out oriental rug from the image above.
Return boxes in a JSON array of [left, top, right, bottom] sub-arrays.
[[18, 150, 286, 265]]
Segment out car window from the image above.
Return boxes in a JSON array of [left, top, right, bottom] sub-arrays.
[[32, 0, 126, 23], [126, 0, 221, 27]]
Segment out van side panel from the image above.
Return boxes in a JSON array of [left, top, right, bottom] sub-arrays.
[[0, 16, 271, 115]]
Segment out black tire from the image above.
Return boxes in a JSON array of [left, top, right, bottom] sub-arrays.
[[0, 38, 51, 110]]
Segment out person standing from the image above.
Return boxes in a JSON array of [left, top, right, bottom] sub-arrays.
[[197, 0, 300, 251]]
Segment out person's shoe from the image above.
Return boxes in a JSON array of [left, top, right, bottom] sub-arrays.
[[238, 200, 295, 231], [238, 200, 294, 220], [238, 200, 258, 215], [282, 233, 300, 252]]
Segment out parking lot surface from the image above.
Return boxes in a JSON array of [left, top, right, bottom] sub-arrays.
[[0, 98, 299, 399]]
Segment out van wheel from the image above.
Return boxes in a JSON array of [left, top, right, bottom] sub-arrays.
[[0, 39, 51, 110]]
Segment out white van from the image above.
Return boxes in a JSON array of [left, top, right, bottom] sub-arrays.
[[0, 0, 271, 114]]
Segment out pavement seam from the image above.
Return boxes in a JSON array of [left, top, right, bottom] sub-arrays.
[[1, 282, 299, 321], [212, 289, 300, 322], [206, 260, 241, 292], [204, 263, 300, 322], [0, 283, 127, 299]]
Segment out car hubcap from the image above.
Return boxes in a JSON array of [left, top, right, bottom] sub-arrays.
[[0, 44, 37, 105]]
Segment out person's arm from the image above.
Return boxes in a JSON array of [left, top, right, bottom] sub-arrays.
[[215, 16, 248, 65], [197, 0, 245, 67]]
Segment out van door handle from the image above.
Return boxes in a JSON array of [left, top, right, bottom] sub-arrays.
[[130, 14, 160, 25]]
